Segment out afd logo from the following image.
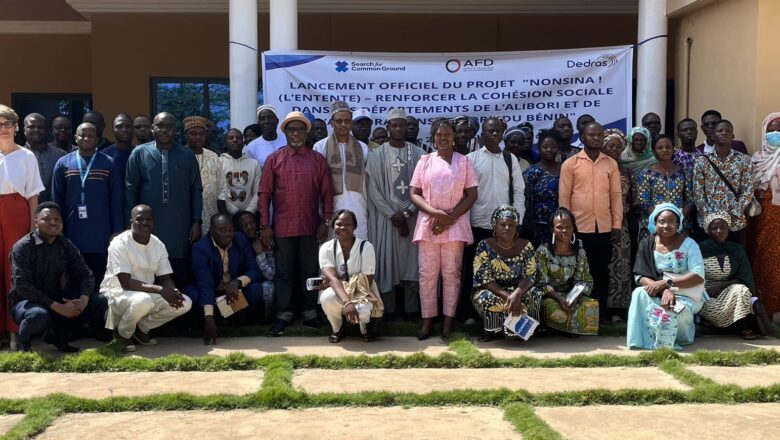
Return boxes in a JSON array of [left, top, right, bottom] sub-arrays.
[[335, 61, 349, 72], [566, 54, 618, 69], [445, 58, 494, 73]]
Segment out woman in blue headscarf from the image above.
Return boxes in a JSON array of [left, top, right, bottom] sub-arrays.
[[627, 203, 707, 350]]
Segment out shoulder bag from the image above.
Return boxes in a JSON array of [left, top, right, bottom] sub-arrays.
[[704, 156, 761, 217]]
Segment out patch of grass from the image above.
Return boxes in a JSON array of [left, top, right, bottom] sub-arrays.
[[659, 360, 718, 389], [503, 403, 563, 440], [0, 380, 779, 439], [683, 348, 780, 366], [1, 399, 64, 440], [2, 346, 780, 374]]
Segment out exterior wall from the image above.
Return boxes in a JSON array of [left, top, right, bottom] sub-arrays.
[[754, 0, 780, 140], [671, 0, 759, 149], [4, 12, 637, 123], [90, 13, 637, 121], [0, 34, 92, 106]]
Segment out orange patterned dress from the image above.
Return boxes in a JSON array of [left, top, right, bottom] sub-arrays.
[[747, 190, 780, 317]]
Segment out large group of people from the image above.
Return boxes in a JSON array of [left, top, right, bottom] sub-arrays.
[[0, 100, 778, 353]]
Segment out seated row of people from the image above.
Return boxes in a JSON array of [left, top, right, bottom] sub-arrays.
[[9, 200, 769, 353]]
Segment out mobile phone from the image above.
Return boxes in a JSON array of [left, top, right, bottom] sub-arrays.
[[306, 277, 324, 291], [673, 301, 685, 314]]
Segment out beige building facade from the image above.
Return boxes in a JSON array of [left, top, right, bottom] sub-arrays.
[[1, 0, 777, 150]]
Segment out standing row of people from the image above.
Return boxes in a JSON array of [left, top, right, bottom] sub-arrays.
[[3, 99, 780, 351]]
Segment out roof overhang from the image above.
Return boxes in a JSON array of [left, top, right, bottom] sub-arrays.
[[0, 20, 91, 34], [65, 0, 639, 15]]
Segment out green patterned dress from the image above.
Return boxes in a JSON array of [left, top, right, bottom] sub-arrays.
[[534, 244, 600, 335]]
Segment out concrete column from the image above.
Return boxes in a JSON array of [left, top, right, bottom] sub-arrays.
[[270, 0, 298, 50], [635, 0, 668, 127], [228, 0, 258, 130]]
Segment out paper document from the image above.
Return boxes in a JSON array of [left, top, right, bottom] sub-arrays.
[[503, 314, 539, 340]]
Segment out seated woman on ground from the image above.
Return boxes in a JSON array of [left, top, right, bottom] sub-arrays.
[[471, 205, 538, 341], [318, 210, 384, 343], [698, 212, 769, 339], [533, 208, 600, 337], [627, 203, 706, 351]]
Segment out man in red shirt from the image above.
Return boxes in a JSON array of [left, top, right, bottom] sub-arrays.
[[259, 112, 334, 336]]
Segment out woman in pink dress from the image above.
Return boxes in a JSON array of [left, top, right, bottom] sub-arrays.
[[410, 118, 478, 340]]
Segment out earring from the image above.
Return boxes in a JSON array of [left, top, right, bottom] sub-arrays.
[[551, 234, 556, 245], [570, 233, 576, 244], [492, 230, 497, 237]]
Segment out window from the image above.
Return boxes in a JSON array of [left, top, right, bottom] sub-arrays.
[[11, 93, 92, 145], [150, 77, 263, 148]]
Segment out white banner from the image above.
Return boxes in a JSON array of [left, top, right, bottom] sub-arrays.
[[262, 45, 633, 144]]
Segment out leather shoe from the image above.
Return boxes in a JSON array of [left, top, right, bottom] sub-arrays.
[[270, 319, 288, 337]]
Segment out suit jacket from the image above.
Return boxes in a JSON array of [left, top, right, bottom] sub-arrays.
[[190, 232, 261, 305]]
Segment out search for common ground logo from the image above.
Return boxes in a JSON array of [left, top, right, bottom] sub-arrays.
[[335, 61, 349, 72], [566, 54, 618, 69], [446, 58, 494, 73]]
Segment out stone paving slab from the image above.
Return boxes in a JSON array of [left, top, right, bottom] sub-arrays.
[[0, 415, 24, 437], [293, 367, 689, 394], [688, 365, 780, 388], [117, 336, 451, 359], [475, 335, 780, 359], [0, 371, 263, 399], [36, 407, 520, 439], [535, 403, 780, 440]]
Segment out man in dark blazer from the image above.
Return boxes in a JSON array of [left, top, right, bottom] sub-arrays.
[[186, 213, 263, 344]]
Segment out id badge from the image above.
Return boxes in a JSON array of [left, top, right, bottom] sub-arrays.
[[78, 204, 88, 219]]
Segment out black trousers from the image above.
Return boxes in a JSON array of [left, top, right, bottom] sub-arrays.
[[578, 232, 612, 320], [458, 227, 494, 321], [11, 289, 107, 349], [169, 257, 192, 289], [82, 253, 107, 293], [274, 236, 320, 322]]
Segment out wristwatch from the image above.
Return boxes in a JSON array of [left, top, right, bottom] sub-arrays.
[[403, 210, 411, 219], [666, 279, 674, 288]]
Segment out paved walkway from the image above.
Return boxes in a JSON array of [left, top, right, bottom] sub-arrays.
[[3, 335, 779, 438], [35, 335, 780, 359]]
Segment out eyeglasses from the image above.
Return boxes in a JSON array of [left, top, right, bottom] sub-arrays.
[[0, 121, 16, 129]]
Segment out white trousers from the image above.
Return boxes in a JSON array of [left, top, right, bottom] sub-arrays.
[[320, 288, 372, 333], [107, 290, 192, 339]]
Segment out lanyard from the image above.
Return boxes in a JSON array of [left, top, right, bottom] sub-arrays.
[[76, 150, 97, 205]]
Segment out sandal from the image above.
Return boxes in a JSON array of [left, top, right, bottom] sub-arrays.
[[740, 330, 760, 340], [362, 332, 375, 343]]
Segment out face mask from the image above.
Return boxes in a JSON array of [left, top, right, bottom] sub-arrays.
[[767, 131, 780, 147]]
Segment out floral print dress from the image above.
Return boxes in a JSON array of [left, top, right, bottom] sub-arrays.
[[534, 244, 599, 335], [634, 167, 692, 239], [471, 240, 539, 336], [627, 237, 706, 350]]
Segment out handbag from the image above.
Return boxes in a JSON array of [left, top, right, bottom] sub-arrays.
[[704, 156, 761, 217], [663, 272, 704, 302]]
